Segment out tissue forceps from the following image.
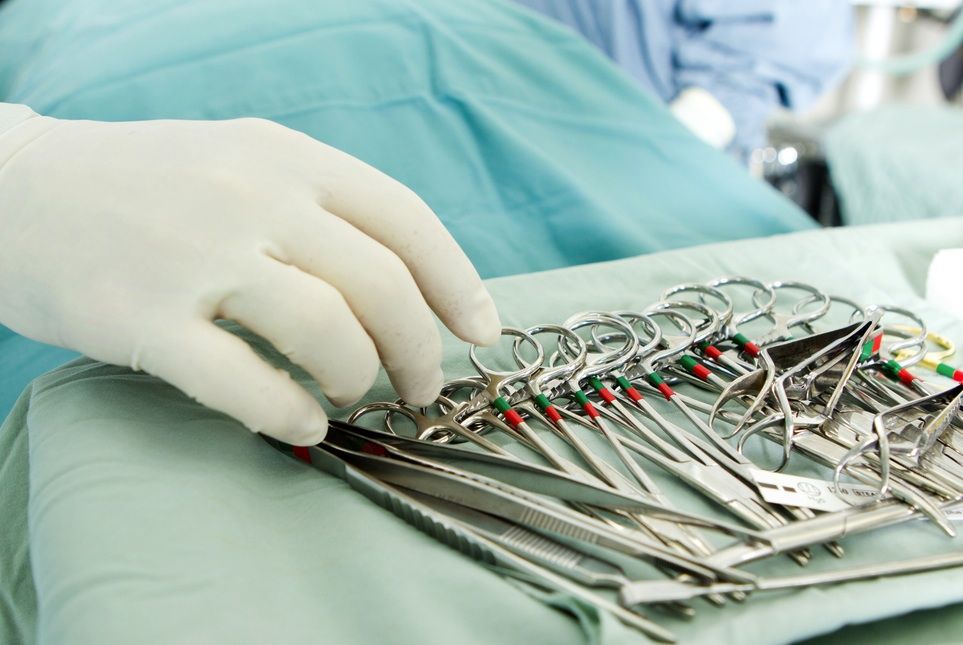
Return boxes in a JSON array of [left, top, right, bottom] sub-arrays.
[[319, 423, 758, 583], [620, 550, 963, 606], [284, 431, 680, 642], [327, 420, 766, 539]]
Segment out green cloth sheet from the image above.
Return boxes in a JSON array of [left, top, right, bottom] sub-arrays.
[[4, 218, 963, 645], [826, 104, 963, 226]]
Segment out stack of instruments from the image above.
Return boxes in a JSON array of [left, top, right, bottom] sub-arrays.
[[274, 277, 963, 643]]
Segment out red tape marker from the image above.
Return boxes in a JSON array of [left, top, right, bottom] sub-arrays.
[[504, 409, 525, 428], [657, 382, 674, 400], [361, 442, 388, 457]]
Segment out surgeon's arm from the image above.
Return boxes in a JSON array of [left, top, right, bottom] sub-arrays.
[[673, 0, 854, 156], [0, 102, 501, 445]]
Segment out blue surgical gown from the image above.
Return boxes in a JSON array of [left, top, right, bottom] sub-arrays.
[[512, 0, 854, 156]]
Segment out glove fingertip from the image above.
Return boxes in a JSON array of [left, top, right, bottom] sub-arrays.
[[269, 406, 329, 446], [452, 291, 502, 347], [397, 367, 444, 408]]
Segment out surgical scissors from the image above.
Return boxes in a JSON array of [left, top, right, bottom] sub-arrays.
[[747, 280, 831, 347]]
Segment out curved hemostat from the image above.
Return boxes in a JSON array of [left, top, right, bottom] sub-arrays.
[[877, 383, 963, 467], [710, 367, 771, 439], [768, 318, 880, 449], [710, 319, 877, 443]]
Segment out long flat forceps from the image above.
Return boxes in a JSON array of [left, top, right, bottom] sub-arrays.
[[326, 420, 765, 538], [278, 431, 680, 642], [621, 550, 963, 606], [318, 423, 758, 583]]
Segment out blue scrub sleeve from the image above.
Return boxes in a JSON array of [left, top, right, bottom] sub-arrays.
[[674, 0, 855, 153], [512, 0, 855, 155]]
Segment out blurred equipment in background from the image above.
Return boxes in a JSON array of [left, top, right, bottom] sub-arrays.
[[761, 1, 963, 226], [512, 0, 854, 161]]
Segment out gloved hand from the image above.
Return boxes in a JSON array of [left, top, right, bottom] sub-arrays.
[[0, 103, 501, 445]]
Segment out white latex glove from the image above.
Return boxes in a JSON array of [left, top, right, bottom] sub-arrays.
[[669, 87, 736, 150], [0, 103, 501, 445]]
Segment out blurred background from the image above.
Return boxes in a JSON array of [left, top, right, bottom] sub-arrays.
[[761, 1, 963, 227], [517, 0, 963, 230]]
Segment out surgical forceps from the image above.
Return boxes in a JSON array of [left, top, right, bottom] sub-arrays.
[[621, 550, 963, 606], [724, 319, 879, 471], [506, 323, 649, 499], [631, 302, 772, 476], [530, 314, 734, 562], [352, 328, 613, 487], [281, 270, 963, 632], [349, 327, 543, 443], [746, 280, 831, 347], [711, 318, 875, 444], [320, 422, 760, 578], [325, 420, 762, 537], [286, 426, 682, 642], [833, 384, 963, 498], [661, 282, 753, 377], [893, 326, 963, 383], [737, 412, 957, 536], [568, 310, 816, 554], [707, 276, 777, 359], [349, 394, 510, 455]]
